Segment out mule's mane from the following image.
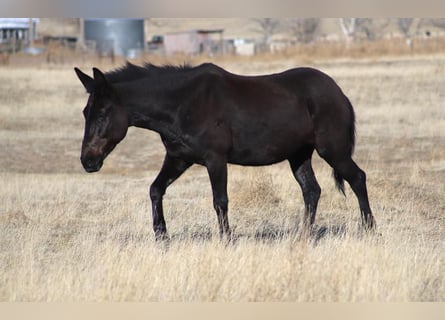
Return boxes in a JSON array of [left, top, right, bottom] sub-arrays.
[[104, 62, 196, 84]]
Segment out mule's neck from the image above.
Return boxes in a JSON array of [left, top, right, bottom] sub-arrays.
[[113, 79, 187, 139], [110, 63, 220, 138]]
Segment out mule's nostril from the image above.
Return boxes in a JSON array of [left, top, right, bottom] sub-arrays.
[[81, 156, 103, 173]]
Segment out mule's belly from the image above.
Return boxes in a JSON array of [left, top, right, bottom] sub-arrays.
[[227, 129, 311, 166], [227, 149, 289, 166], [224, 94, 314, 166]]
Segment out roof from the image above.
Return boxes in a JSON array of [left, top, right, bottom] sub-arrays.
[[0, 18, 39, 29], [165, 29, 224, 35], [196, 29, 224, 34]]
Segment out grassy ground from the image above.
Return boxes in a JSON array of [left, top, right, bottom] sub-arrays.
[[0, 53, 444, 301]]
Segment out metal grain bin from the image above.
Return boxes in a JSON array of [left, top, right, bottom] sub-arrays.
[[84, 19, 144, 58]]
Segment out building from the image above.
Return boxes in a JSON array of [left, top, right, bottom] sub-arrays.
[[83, 19, 145, 58], [0, 18, 39, 51], [163, 29, 224, 56]]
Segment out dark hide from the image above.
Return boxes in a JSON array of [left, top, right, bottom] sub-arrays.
[[75, 62, 375, 240]]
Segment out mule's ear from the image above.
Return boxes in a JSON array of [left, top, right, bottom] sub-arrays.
[[74, 67, 94, 93], [92, 67, 109, 89]]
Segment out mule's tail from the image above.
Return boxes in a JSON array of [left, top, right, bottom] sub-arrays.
[[333, 95, 356, 196]]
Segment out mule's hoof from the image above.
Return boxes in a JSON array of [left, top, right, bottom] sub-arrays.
[[155, 232, 170, 242], [362, 213, 376, 231]]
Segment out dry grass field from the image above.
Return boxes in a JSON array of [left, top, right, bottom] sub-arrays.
[[0, 52, 444, 301]]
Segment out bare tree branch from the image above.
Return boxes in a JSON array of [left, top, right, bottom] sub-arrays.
[[288, 18, 320, 44], [339, 18, 357, 44], [397, 18, 415, 48], [430, 18, 445, 29], [397, 18, 414, 37], [356, 18, 390, 41], [251, 18, 281, 45]]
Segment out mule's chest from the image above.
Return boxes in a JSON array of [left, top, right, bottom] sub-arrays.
[[160, 134, 206, 165]]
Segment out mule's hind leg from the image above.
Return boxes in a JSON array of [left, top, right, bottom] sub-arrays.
[[329, 157, 375, 230], [288, 147, 321, 239], [205, 154, 231, 239]]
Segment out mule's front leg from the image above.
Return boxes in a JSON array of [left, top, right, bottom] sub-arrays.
[[206, 156, 231, 239], [150, 154, 191, 240], [149, 188, 168, 241]]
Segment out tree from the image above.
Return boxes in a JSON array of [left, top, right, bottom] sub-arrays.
[[288, 18, 320, 44], [430, 18, 445, 29], [339, 18, 357, 45], [397, 18, 414, 36], [397, 18, 414, 48], [251, 18, 281, 48], [356, 18, 390, 41], [415, 18, 445, 37], [339, 18, 390, 44]]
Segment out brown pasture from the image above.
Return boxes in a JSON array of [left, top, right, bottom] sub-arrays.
[[0, 53, 444, 301]]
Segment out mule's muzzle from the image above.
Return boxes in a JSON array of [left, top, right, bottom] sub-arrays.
[[81, 157, 103, 173]]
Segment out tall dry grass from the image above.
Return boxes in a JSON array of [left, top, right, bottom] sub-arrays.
[[0, 52, 444, 301]]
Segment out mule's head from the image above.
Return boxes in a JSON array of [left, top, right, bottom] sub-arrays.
[[75, 67, 129, 173]]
